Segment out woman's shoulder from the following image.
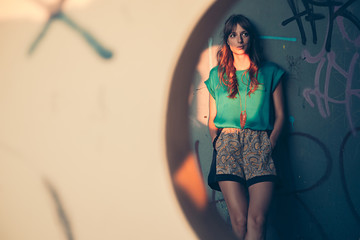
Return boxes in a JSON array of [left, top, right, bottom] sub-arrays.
[[207, 66, 220, 83], [259, 62, 285, 76], [209, 65, 220, 75]]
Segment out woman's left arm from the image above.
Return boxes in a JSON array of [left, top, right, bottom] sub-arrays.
[[270, 79, 285, 149]]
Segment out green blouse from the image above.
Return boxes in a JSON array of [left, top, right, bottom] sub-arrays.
[[205, 62, 284, 130]]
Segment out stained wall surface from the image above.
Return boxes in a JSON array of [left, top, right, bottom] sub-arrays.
[[0, 0, 212, 239]]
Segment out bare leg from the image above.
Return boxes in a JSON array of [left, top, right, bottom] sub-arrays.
[[219, 181, 248, 240], [246, 181, 274, 240]]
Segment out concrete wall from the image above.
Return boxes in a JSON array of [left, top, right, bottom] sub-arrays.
[[1, 0, 359, 239], [178, 0, 360, 239]]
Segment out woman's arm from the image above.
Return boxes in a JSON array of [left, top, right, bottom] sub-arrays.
[[208, 94, 218, 142], [270, 80, 285, 149]]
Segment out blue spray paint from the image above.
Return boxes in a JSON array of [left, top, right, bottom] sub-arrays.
[[28, 8, 113, 59], [289, 116, 295, 130], [260, 36, 297, 42]]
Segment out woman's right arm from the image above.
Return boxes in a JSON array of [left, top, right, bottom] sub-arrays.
[[208, 94, 218, 142]]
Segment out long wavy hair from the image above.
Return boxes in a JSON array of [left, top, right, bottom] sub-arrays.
[[217, 14, 263, 98]]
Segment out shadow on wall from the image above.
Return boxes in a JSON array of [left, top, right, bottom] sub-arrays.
[[166, 0, 239, 239], [167, 0, 360, 239]]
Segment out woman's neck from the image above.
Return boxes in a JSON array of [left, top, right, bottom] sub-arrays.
[[233, 54, 251, 70]]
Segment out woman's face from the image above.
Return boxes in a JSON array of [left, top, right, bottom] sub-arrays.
[[227, 24, 249, 55]]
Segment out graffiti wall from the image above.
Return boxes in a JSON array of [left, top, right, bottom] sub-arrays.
[[188, 0, 360, 239]]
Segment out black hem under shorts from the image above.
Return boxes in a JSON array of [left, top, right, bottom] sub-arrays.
[[208, 128, 277, 191]]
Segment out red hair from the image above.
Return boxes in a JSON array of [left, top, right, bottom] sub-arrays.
[[217, 15, 262, 98]]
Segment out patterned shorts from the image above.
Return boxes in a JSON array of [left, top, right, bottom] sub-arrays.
[[208, 128, 277, 191]]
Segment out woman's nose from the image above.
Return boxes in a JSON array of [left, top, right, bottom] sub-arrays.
[[238, 36, 243, 43]]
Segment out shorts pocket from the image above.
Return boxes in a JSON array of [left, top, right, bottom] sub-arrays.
[[263, 131, 273, 153], [212, 128, 223, 149]]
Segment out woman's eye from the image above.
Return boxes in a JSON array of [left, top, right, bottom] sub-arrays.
[[241, 32, 249, 37], [229, 33, 236, 38]]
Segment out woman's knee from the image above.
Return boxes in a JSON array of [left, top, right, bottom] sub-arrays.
[[231, 213, 247, 230], [247, 214, 266, 230]]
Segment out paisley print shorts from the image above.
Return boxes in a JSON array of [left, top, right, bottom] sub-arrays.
[[208, 128, 277, 191]]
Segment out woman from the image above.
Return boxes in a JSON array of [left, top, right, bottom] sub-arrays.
[[205, 14, 285, 240]]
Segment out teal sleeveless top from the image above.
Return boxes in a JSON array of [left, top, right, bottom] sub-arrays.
[[204, 62, 284, 130]]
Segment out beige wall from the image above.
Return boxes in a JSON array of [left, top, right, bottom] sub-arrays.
[[0, 0, 213, 239]]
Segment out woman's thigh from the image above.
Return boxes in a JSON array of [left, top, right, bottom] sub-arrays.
[[247, 181, 274, 218], [219, 181, 248, 217]]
